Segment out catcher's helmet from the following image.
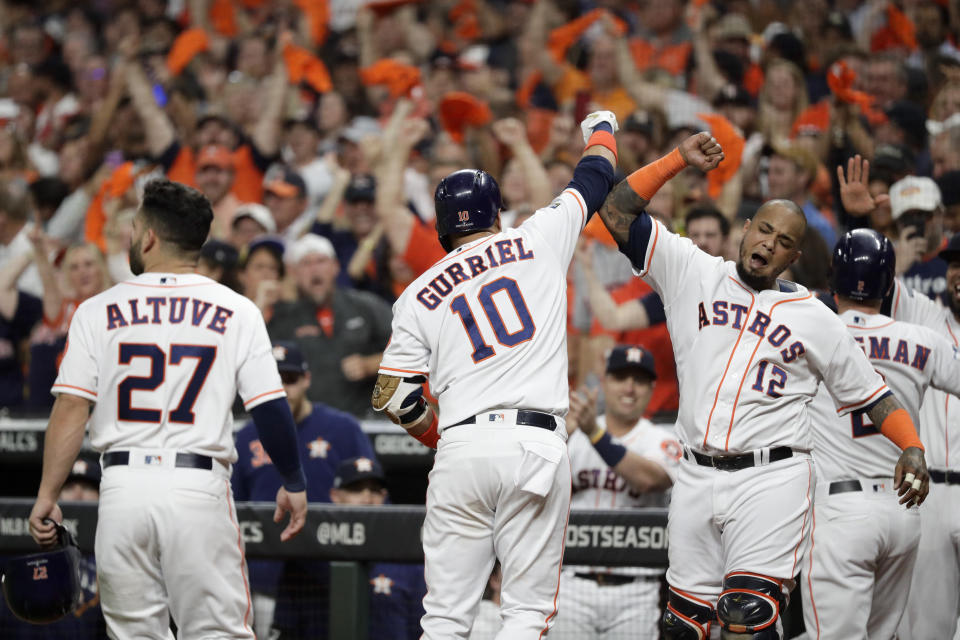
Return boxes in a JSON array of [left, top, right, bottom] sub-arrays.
[[831, 228, 896, 301], [434, 169, 502, 252], [2, 522, 83, 624]]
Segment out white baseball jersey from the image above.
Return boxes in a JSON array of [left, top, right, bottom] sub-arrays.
[[380, 188, 591, 428], [569, 415, 681, 509], [888, 279, 960, 469], [809, 309, 960, 481], [566, 415, 680, 577], [627, 217, 889, 453], [53, 272, 285, 461]]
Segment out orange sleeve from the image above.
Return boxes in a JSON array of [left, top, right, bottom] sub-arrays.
[[84, 188, 107, 252], [402, 220, 447, 277], [880, 408, 924, 451], [230, 146, 264, 203], [166, 147, 196, 187]]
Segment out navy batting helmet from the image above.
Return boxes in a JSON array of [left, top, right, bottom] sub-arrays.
[[2, 522, 83, 624], [434, 169, 502, 252], [831, 228, 896, 301]]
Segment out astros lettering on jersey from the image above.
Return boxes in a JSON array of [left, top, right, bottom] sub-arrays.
[[627, 217, 889, 453]]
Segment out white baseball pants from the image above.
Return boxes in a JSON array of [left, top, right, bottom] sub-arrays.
[[95, 451, 254, 640], [420, 419, 571, 640]]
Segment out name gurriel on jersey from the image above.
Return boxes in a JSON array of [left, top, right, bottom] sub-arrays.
[[105, 297, 234, 334], [416, 237, 535, 310]]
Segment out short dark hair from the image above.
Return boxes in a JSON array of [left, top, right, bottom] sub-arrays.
[[139, 179, 213, 257], [685, 206, 730, 237]]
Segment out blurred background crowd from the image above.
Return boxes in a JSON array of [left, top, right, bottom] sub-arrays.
[[2, 0, 959, 423]]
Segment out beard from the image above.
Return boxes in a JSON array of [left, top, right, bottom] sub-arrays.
[[128, 238, 144, 276], [735, 259, 773, 290]]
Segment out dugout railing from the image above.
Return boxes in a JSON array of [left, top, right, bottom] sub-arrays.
[[0, 499, 669, 640]]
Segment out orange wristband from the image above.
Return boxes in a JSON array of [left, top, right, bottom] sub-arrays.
[[586, 130, 618, 163], [626, 147, 687, 201], [411, 412, 440, 449], [880, 408, 924, 451]]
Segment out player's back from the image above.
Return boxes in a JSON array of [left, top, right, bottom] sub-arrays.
[[394, 224, 569, 428], [54, 273, 284, 462], [810, 310, 951, 479]]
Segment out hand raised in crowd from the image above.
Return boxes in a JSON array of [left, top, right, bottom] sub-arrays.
[[323, 151, 350, 186], [254, 279, 281, 314], [895, 225, 927, 275], [568, 387, 600, 439], [398, 117, 431, 150], [491, 117, 528, 149], [678, 132, 724, 172], [837, 154, 889, 217]]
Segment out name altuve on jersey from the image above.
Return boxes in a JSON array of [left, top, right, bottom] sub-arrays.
[[105, 297, 234, 334], [416, 237, 534, 310]]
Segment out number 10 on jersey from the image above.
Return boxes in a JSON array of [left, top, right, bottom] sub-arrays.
[[450, 277, 536, 363]]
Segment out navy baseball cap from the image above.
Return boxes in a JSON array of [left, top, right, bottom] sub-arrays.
[[272, 341, 309, 374], [200, 240, 239, 270], [939, 234, 960, 264], [344, 174, 376, 203], [66, 456, 101, 489], [333, 457, 385, 489], [606, 345, 657, 380]]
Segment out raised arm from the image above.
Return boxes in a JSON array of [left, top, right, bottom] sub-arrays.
[[27, 227, 63, 324], [598, 132, 724, 246], [491, 118, 552, 208], [375, 107, 429, 256], [124, 55, 177, 158], [577, 242, 650, 331], [250, 38, 290, 157]]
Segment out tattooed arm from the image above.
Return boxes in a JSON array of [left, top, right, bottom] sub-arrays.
[[597, 132, 724, 247], [866, 394, 929, 507]]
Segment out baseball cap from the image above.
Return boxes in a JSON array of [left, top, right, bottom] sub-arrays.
[[339, 116, 381, 145], [66, 456, 101, 489], [889, 176, 942, 219], [939, 233, 960, 264], [200, 240, 239, 270], [196, 145, 233, 170], [605, 345, 657, 380], [232, 203, 277, 234], [344, 174, 376, 203], [884, 101, 928, 149], [623, 110, 655, 137], [245, 235, 286, 272], [871, 144, 914, 182], [286, 233, 336, 264], [333, 456, 385, 489], [458, 44, 490, 71], [712, 13, 752, 41], [263, 166, 308, 199], [272, 341, 309, 374], [713, 84, 753, 109], [935, 170, 960, 208]]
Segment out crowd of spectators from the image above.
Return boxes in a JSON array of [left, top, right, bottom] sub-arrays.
[[1, 0, 959, 424]]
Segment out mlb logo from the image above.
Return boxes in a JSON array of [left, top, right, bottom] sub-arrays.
[[488, 413, 505, 423], [626, 348, 643, 363], [145, 455, 163, 465]]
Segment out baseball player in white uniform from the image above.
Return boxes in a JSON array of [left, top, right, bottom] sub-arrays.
[[802, 229, 960, 639], [887, 234, 960, 639], [552, 344, 681, 640], [370, 111, 622, 639], [594, 137, 929, 639], [28, 179, 308, 640]]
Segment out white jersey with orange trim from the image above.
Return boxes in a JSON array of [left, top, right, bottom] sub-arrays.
[[379, 188, 590, 429], [809, 309, 960, 481], [53, 272, 285, 462], [887, 278, 960, 469], [628, 217, 889, 454]]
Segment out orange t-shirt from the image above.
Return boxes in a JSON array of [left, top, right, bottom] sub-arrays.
[[168, 145, 264, 203], [589, 278, 679, 417], [552, 67, 637, 124]]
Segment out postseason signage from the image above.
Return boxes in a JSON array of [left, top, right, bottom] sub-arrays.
[[0, 500, 668, 567]]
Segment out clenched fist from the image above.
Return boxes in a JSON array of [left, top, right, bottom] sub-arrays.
[[679, 132, 724, 172]]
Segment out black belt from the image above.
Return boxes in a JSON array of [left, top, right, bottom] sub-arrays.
[[829, 480, 862, 495], [684, 446, 793, 471], [930, 469, 960, 485], [102, 451, 213, 470], [574, 572, 648, 586], [449, 410, 557, 431]]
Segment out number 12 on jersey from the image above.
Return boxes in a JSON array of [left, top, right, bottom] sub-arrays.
[[450, 277, 535, 363]]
